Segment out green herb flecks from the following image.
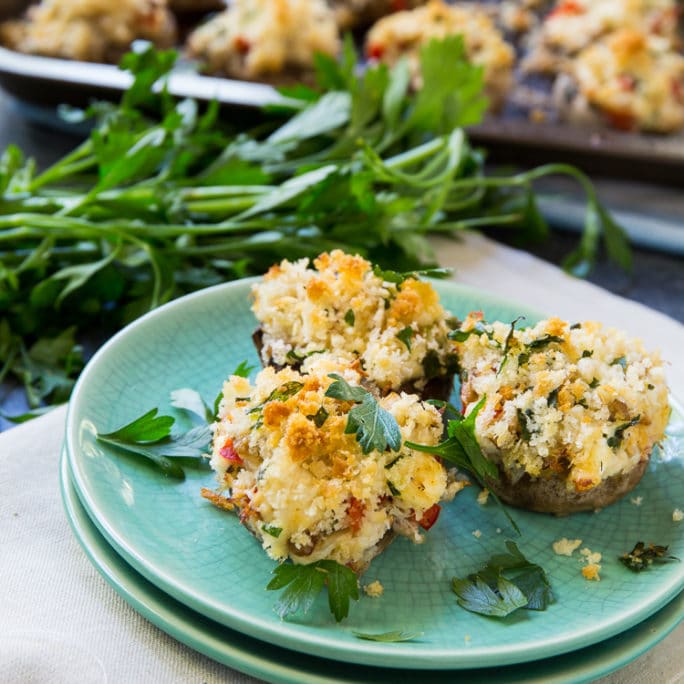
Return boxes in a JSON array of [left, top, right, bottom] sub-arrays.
[[526, 335, 564, 351], [611, 356, 627, 370], [396, 326, 414, 351], [262, 525, 283, 538], [498, 316, 525, 375], [452, 541, 553, 617], [619, 542, 679, 572], [307, 406, 329, 428], [232, 360, 256, 378], [344, 309, 355, 326], [606, 415, 640, 449], [267, 559, 359, 622]]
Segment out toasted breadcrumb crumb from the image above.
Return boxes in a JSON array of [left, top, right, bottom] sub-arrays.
[[673, 508, 683, 522], [580, 548, 602, 565], [630, 496, 643, 506], [477, 488, 490, 505], [552, 538, 582, 556], [363, 580, 384, 598], [464, 634, 471, 643], [582, 564, 601, 581], [472, 529, 482, 539]]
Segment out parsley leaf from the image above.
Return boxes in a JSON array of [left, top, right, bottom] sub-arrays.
[[262, 525, 283, 538], [307, 406, 329, 428], [405, 396, 496, 482], [170, 387, 213, 424], [452, 541, 553, 617], [325, 373, 401, 454], [353, 631, 423, 642], [498, 317, 525, 375], [232, 360, 256, 378], [267, 560, 359, 622], [606, 415, 640, 448], [98, 407, 174, 444], [619, 542, 679, 572], [527, 335, 564, 350]]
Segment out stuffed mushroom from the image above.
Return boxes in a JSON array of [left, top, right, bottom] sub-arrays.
[[453, 313, 670, 514]]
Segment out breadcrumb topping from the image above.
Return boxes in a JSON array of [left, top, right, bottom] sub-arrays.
[[454, 316, 670, 493], [673, 508, 684, 522], [208, 359, 455, 570], [553, 538, 582, 556], [363, 580, 384, 597]]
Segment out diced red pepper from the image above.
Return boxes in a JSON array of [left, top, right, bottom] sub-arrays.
[[367, 43, 385, 60], [220, 438, 243, 464], [671, 78, 684, 103], [617, 74, 637, 92], [234, 35, 251, 54], [548, 1, 584, 19], [419, 504, 441, 530], [391, 0, 408, 10], [346, 496, 366, 534]]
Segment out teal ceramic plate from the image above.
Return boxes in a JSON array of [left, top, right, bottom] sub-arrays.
[[64, 279, 684, 669], [60, 452, 684, 684]]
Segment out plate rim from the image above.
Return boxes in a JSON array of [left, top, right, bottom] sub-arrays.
[[64, 277, 684, 669]]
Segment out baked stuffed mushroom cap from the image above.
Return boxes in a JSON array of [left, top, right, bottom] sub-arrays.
[[0, 0, 177, 63], [251, 250, 459, 401], [206, 359, 463, 572], [186, 0, 339, 83], [453, 314, 670, 514], [365, 0, 515, 111]]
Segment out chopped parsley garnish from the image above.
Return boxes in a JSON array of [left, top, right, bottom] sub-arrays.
[[325, 374, 401, 454], [372, 265, 452, 285], [452, 541, 553, 617], [387, 480, 401, 497], [396, 326, 414, 351], [517, 352, 530, 366], [611, 356, 627, 370], [252, 381, 304, 410], [344, 309, 355, 326], [263, 525, 283, 538], [232, 360, 256, 378], [581, 350, 593, 358], [267, 559, 359, 622], [353, 631, 423, 642], [526, 334, 564, 350], [589, 377, 600, 389], [619, 542, 679, 572], [498, 316, 524, 375], [449, 321, 496, 344], [547, 387, 559, 408], [570, 323, 582, 330], [606, 415, 640, 448], [307, 406, 329, 428], [517, 408, 534, 442], [285, 348, 326, 364]]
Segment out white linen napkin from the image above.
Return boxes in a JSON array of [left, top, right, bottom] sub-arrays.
[[1, 233, 682, 683]]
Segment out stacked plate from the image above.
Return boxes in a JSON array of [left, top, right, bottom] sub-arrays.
[[61, 278, 684, 684]]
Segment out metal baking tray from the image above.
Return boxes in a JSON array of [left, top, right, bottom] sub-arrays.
[[1, 3, 683, 186]]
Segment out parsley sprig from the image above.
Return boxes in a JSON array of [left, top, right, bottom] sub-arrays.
[[325, 373, 401, 454], [452, 541, 553, 617], [619, 542, 679, 572], [0, 37, 628, 418], [267, 560, 360, 622], [96, 393, 212, 480]]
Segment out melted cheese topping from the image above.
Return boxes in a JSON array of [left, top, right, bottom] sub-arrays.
[[455, 315, 670, 492], [252, 250, 458, 393], [0, 0, 176, 63], [365, 0, 514, 105], [572, 29, 684, 132], [210, 360, 449, 569], [186, 0, 339, 80]]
